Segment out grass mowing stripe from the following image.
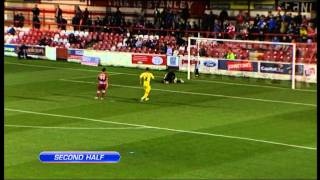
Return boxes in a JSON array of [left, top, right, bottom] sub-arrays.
[[5, 108, 316, 151], [5, 124, 146, 130], [4, 62, 127, 75], [5, 62, 316, 92], [59, 79, 317, 107]]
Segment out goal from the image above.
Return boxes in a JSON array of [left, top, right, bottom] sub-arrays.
[[187, 37, 298, 89]]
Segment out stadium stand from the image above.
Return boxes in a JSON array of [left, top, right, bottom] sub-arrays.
[[4, 1, 317, 63], [4, 26, 317, 63]]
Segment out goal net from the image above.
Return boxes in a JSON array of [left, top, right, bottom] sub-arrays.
[[186, 37, 317, 90]]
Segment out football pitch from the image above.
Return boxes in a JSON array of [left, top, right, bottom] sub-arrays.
[[4, 56, 317, 179]]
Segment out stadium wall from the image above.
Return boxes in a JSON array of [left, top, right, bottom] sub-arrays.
[[4, 44, 316, 83]]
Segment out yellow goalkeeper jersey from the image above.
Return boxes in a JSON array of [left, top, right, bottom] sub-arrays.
[[140, 72, 154, 86]]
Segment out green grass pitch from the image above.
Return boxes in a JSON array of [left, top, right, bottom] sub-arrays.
[[4, 56, 317, 179]]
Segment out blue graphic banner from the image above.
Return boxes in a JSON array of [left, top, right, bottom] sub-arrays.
[[4, 44, 17, 52], [260, 62, 304, 75], [4, 44, 18, 56], [39, 151, 120, 163], [68, 49, 84, 56], [81, 56, 100, 66]]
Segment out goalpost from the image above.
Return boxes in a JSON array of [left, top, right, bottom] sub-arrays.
[[187, 37, 297, 89]]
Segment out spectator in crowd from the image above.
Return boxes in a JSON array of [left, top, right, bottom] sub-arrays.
[[226, 49, 236, 60], [72, 14, 81, 31], [294, 11, 302, 25], [213, 20, 221, 34], [219, 9, 229, 29], [267, 17, 277, 33], [201, 12, 209, 30], [266, 11, 273, 21], [55, 5, 63, 27], [94, 17, 103, 32], [226, 22, 236, 39], [280, 19, 289, 34], [14, 13, 20, 27], [154, 8, 161, 27], [160, 8, 168, 28], [208, 11, 216, 31], [7, 25, 16, 35], [60, 18, 67, 30], [73, 5, 82, 30], [79, 8, 90, 31], [75, 5, 82, 19], [138, 8, 145, 25], [173, 11, 181, 30], [238, 23, 249, 40], [181, 4, 189, 26], [299, 25, 308, 42], [301, 15, 308, 26], [185, 21, 192, 30], [83, 8, 89, 24], [145, 20, 155, 29], [32, 14, 41, 29], [236, 10, 245, 26], [257, 15, 267, 30], [114, 7, 122, 26], [32, 4, 40, 18], [287, 22, 298, 35], [39, 36, 47, 46], [192, 21, 199, 31], [254, 14, 260, 26], [286, 13, 293, 24], [135, 37, 143, 48], [17, 13, 25, 28], [307, 24, 316, 37], [68, 33, 78, 44]]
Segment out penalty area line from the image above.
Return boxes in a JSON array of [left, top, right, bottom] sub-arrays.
[[5, 124, 146, 130], [5, 108, 317, 151], [59, 78, 316, 107]]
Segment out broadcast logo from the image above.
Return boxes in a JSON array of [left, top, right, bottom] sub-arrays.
[[39, 151, 120, 163]]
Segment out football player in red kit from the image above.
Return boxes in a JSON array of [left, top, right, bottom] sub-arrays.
[[95, 67, 109, 100]]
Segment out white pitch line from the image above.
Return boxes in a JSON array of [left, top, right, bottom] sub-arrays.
[[5, 108, 316, 151], [59, 78, 317, 107], [195, 79, 317, 92], [5, 62, 316, 92], [5, 124, 146, 130]]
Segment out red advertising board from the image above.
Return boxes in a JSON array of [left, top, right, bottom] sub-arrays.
[[227, 61, 253, 71], [132, 54, 167, 65], [181, 59, 198, 65]]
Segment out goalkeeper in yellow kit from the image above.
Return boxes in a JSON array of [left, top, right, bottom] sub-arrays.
[[139, 67, 155, 102]]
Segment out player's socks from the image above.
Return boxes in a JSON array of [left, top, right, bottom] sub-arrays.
[[145, 98, 149, 101]]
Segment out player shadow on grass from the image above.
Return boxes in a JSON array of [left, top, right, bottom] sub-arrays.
[[108, 95, 225, 109]]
